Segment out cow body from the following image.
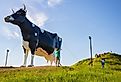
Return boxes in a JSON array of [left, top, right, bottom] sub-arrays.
[[4, 6, 62, 67]]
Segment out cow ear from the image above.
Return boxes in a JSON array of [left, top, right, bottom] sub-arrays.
[[11, 9, 15, 13]]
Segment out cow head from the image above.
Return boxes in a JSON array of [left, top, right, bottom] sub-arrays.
[[4, 5, 27, 25]]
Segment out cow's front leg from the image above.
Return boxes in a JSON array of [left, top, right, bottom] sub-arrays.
[[28, 48, 35, 67], [28, 54, 34, 67], [28, 43, 36, 67], [21, 47, 29, 67], [21, 54, 28, 67]]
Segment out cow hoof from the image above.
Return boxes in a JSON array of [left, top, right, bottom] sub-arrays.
[[20, 65, 26, 67], [28, 65, 34, 67]]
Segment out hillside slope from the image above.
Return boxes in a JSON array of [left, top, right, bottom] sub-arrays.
[[73, 52, 121, 68], [0, 52, 121, 82]]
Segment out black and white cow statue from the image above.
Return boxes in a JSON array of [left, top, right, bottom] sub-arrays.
[[4, 5, 62, 67]]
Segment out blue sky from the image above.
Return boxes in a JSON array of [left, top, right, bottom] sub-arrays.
[[0, 0, 121, 66]]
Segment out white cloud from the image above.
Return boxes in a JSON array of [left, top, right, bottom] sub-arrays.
[[13, 31, 19, 37], [1, 27, 20, 39], [23, 0, 63, 7], [48, 0, 62, 7], [27, 12, 48, 27]]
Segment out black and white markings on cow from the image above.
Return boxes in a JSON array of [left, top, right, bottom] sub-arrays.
[[40, 29, 44, 33], [34, 33, 37, 36], [23, 40, 30, 50], [32, 23, 35, 27]]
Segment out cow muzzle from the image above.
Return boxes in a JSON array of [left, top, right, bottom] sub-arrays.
[[4, 16, 14, 22]]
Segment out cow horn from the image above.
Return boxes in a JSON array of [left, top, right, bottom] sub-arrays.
[[11, 9, 15, 13], [23, 4, 26, 10]]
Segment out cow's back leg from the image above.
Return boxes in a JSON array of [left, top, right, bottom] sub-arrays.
[[21, 46, 29, 67]]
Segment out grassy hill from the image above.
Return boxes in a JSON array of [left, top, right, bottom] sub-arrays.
[[0, 52, 121, 82]]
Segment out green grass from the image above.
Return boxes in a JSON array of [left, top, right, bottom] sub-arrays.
[[0, 52, 121, 82]]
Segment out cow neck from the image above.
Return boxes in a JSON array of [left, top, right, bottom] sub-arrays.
[[18, 17, 33, 41]]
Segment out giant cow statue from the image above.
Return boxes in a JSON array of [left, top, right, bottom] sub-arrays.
[[4, 5, 62, 67]]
